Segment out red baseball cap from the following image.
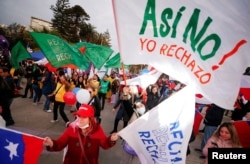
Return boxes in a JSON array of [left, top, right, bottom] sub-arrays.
[[74, 104, 94, 117]]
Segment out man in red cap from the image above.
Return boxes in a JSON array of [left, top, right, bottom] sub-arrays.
[[43, 104, 119, 164]]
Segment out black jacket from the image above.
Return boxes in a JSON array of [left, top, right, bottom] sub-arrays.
[[204, 104, 225, 126], [88, 96, 102, 118]]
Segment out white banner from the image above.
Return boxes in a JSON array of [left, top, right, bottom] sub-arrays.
[[118, 85, 195, 164], [196, 75, 250, 104], [120, 69, 162, 88], [112, 0, 250, 109]]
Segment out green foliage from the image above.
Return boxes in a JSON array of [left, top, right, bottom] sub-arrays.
[[50, 0, 111, 46], [50, 0, 70, 36], [0, 23, 32, 50]]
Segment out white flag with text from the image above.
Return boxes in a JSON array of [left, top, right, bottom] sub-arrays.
[[118, 85, 195, 164], [112, 0, 250, 109]]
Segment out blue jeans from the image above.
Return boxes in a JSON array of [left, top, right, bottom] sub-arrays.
[[43, 94, 51, 110], [32, 84, 42, 103], [200, 125, 218, 150]]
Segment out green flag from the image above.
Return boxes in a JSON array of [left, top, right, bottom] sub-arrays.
[[74, 42, 113, 70], [105, 52, 130, 69], [29, 32, 89, 70], [104, 52, 121, 68], [10, 41, 31, 69]]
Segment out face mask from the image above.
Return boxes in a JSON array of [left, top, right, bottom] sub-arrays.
[[242, 117, 248, 121], [137, 107, 145, 115], [76, 122, 89, 129]]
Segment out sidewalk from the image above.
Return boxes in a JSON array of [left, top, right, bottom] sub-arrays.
[[6, 81, 231, 164]]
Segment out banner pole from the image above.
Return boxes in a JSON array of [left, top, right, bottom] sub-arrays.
[[122, 63, 127, 86]]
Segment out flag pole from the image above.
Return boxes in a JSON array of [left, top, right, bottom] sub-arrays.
[[122, 63, 127, 86]]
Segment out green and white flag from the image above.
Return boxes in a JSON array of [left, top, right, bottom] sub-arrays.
[[30, 32, 89, 70]]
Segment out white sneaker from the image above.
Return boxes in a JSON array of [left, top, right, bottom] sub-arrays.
[[50, 119, 58, 123], [46, 109, 52, 113]]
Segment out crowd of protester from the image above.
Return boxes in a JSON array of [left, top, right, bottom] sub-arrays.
[[1, 54, 250, 163]]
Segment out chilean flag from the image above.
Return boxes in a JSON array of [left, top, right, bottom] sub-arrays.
[[233, 121, 250, 148], [34, 57, 57, 72], [0, 128, 44, 164], [239, 75, 250, 100], [193, 110, 204, 137]]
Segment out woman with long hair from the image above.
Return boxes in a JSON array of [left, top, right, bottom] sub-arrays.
[[110, 86, 135, 134], [49, 74, 71, 127], [202, 122, 241, 164], [87, 86, 102, 124], [88, 74, 100, 96], [82, 73, 89, 89], [146, 84, 161, 110], [120, 99, 147, 164]]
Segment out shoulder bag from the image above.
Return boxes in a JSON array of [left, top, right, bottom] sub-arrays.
[[77, 129, 90, 164]]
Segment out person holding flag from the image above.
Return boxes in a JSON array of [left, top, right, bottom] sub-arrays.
[[231, 94, 250, 121], [43, 104, 119, 164], [146, 84, 161, 110], [120, 99, 147, 163], [110, 86, 135, 134]]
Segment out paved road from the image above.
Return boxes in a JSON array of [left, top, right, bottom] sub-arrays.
[[6, 80, 231, 164]]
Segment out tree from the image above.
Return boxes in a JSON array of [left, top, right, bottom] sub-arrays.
[[51, 0, 92, 43], [94, 31, 111, 47], [82, 29, 111, 47], [79, 23, 96, 42], [0, 23, 31, 50], [64, 5, 90, 43], [50, 0, 111, 46], [50, 0, 70, 39]]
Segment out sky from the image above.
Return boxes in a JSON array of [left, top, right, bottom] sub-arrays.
[[0, 0, 119, 52]]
